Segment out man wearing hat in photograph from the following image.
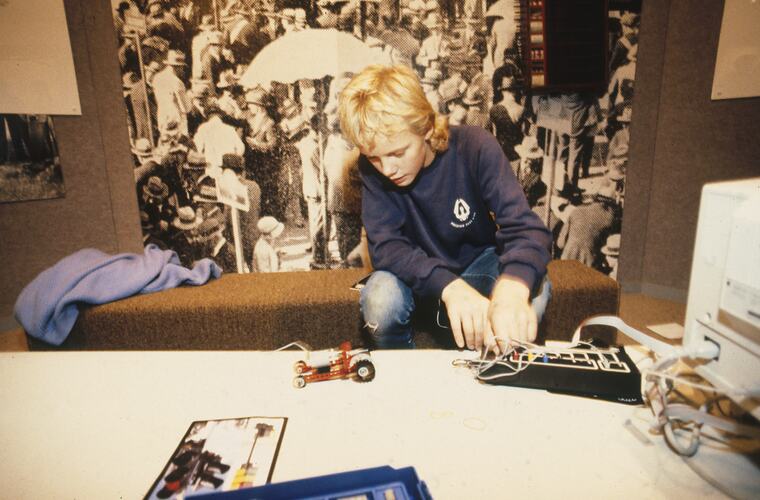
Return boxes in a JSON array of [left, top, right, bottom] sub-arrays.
[[610, 12, 640, 73], [606, 45, 636, 136], [607, 104, 631, 163], [158, 118, 193, 154], [145, 0, 185, 48], [557, 180, 619, 266], [316, 0, 354, 30], [438, 72, 469, 124], [405, 0, 438, 25], [227, 10, 271, 72], [200, 31, 233, 87], [131, 137, 155, 166], [178, 150, 208, 205], [278, 97, 309, 141], [216, 70, 245, 122], [193, 104, 245, 172], [600, 233, 621, 279], [171, 205, 202, 266], [153, 50, 191, 136], [192, 14, 218, 80], [606, 158, 626, 209], [490, 62, 526, 163], [276, 97, 308, 229], [324, 98, 362, 269], [252, 215, 285, 273], [190, 206, 238, 273], [295, 78, 334, 269], [187, 83, 216, 136], [415, 12, 448, 74], [514, 135, 546, 208], [243, 86, 276, 152], [243, 85, 279, 217], [462, 74, 490, 128], [420, 66, 443, 114], [559, 92, 603, 193], [141, 175, 175, 245]]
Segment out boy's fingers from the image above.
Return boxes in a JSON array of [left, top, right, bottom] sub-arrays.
[[449, 311, 464, 348], [527, 311, 538, 342], [484, 321, 499, 356], [463, 315, 476, 350], [473, 313, 484, 350], [515, 312, 528, 342]]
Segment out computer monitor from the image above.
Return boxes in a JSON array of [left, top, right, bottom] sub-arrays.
[[683, 177, 760, 420]]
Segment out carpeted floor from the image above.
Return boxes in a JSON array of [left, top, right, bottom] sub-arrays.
[[0, 292, 687, 352]]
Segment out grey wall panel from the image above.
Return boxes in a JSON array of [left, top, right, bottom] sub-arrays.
[[84, 0, 143, 254], [641, 0, 760, 295], [618, 0, 671, 290], [0, 0, 142, 317]]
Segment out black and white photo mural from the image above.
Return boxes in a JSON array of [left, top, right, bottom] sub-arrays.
[[110, 0, 640, 280], [0, 114, 65, 203]]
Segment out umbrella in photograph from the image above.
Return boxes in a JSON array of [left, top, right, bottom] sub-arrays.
[[239, 29, 388, 268], [239, 28, 388, 88], [485, 0, 515, 19]]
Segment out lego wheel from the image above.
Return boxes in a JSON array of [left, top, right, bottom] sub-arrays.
[[293, 376, 306, 389], [354, 360, 375, 382], [293, 361, 307, 374]]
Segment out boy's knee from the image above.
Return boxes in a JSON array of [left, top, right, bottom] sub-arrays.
[[360, 271, 415, 347], [361, 272, 410, 318]]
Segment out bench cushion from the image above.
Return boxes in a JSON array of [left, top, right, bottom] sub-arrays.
[[28, 261, 619, 350]]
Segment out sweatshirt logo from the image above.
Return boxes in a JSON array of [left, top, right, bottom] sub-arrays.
[[451, 198, 475, 228], [453, 198, 470, 221]]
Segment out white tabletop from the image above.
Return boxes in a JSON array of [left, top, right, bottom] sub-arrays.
[[0, 350, 725, 499]]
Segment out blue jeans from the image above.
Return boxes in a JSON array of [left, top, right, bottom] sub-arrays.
[[359, 247, 552, 349]]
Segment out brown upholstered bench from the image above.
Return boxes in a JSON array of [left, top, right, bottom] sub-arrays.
[[26, 260, 619, 350]]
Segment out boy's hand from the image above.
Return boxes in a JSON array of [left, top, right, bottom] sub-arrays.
[[441, 279, 494, 352], [489, 277, 537, 345]]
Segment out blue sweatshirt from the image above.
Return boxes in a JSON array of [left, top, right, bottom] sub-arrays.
[[360, 125, 552, 299]]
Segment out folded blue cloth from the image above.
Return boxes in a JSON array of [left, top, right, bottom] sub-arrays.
[[14, 244, 222, 346]]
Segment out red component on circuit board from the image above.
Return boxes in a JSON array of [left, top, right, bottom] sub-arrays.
[[292, 341, 375, 388]]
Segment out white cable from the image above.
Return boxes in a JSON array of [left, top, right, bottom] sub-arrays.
[[663, 403, 760, 439], [572, 315, 723, 366], [644, 370, 727, 395], [274, 341, 313, 352], [571, 315, 678, 357]]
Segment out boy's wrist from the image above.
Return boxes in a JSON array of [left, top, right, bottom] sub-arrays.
[[491, 276, 530, 304]]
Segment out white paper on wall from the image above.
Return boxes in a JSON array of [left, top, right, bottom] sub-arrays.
[[711, 0, 760, 101], [0, 0, 81, 115]]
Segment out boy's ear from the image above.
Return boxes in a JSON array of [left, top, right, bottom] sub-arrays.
[[424, 127, 434, 141]]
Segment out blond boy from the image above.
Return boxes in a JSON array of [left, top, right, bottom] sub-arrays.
[[338, 65, 552, 352]]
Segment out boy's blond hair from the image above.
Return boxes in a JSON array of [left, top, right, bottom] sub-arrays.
[[338, 64, 449, 153]]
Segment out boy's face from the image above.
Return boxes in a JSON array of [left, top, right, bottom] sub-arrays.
[[361, 128, 434, 187]]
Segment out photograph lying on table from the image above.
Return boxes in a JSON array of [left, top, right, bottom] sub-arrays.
[[145, 415, 287, 500], [0, 114, 65, 203]]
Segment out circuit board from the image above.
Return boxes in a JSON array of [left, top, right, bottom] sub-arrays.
[[478, 342, 643, 405]]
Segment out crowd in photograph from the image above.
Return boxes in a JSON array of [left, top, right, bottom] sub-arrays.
[[113, 0, 638, 279]]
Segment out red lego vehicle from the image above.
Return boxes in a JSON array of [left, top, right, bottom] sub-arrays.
[[292, 341, 375, 388]]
